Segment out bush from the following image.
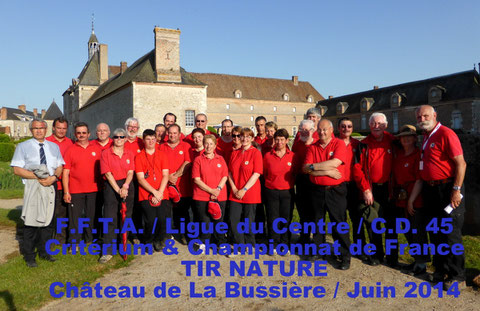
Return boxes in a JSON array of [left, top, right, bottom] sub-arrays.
[[0, 133, 10, 143], [14, 136, 31, 144], [0, 162, 23, 190], [0, 143, 15, 162], [207, 126, 218, 134]]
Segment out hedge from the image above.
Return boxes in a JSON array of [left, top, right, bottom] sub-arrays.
[[0, 143, 15, 162]]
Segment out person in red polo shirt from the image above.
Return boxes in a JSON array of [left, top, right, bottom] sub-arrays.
[[92, 123, 113, 150], [293, 108, 322, 143], [136, 129, 171, 251], [303, 119, 351, 270], [99, 128, 135, 263], [155, 123, 167, 145], [158, 124, 192, 244], [263, 129, 295, 250], [416, 105, 466, 290], [162, 113, 185, 142], [184, 113, 218, 147], [192, 135, 228, 251], [254, 116, 267, 145], [291, 119, 317, 244], [46, 116, 73, 244], [228, 128, 263, 249], [260, 121, 277, 155], [337, 117, 364, 258], [63, 122, 102, 245], [352, 112, 395, 267], [392, 124, 429, 276], [216, 119, 234, 162], [190, 128, 205, 160]]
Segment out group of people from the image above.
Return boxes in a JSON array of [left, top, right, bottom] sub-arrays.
[[11, 105, 466, 290]]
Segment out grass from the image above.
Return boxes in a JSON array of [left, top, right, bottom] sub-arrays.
[[0, 208, 22, 227], [0, 161, 24, 199]]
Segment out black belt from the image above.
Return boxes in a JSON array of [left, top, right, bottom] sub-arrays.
[[425, 178, 453, 186]]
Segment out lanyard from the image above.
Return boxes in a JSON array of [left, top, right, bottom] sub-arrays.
[[421, 122, 441, 159]]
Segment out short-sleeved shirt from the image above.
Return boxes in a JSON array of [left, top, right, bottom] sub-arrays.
[[343, 138, 360, 182], [158, 141, 192, 197], [91, 138, 113, 151], [100, 147, 135, 181], [254, 135, 268, 145], [124, 137, 144, 156], [228, 145, 263, 203], [216, 137, 233, 163], [420, 124, 463, 181], [184, 129, 218, 147], [191, 153, 228, 201], [63, 141, 102, 193], [11, 139, 64, 176], [393, 147, 422, 208], [263, 149, 296, 190], [260, 139, 274, 156], [46, 135, 73, 189], [135, 149, 169, 201], [163, 132, 185, 143], [304, 138, 347, 186], [292, 137, 318, 175]]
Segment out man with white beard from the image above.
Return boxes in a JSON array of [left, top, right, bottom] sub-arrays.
[[415, 105, 466, 291]]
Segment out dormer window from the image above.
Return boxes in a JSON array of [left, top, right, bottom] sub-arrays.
[[282, 93, 289, 101], [234, 90, 242, 98], [336, 102, 349, 115], [428, 85, 445, 103], [307, 95, 314, 103], [318, 105, 328, 116], [390, 93, 403, 108], [360, 97, 374, 112]]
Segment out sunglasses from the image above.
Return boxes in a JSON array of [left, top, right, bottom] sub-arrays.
[[196, 120, 206, 123], [76, 132, 88, 135], [232, 134, 241, 138], [113, 136, 125, 139], [341, 125, 353, 129]]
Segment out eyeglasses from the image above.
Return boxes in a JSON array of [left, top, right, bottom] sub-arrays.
[[32, 127, 46, 130], [232, 134, 241, 138], [196, 120, 206, 123], [341, 125, 353, 129], [76, 132, 88, 135], [127, 125, 139, 129], [113, 136, 125, 139]]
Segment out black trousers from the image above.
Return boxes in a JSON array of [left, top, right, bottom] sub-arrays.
[[383, 204, 408, 264], [53, 188, 68, 244], [310, 182, 351, 261], [131, 179, 143, 241], [23, 222, 54, 262], [141, 199, 173, 244], [402, 206, 431, 264], [102, 179, 134, 254], [264, 188, 294, 245], [173, 197, 192, 231], [346, 181, 365, 244], [193, 200, 227, 244], [228, 201, 256, 245], [295, 174, 314, 242], [423, 182, 465, 281], [365, 183, 390, 261], [255, 177, 267, 236], [69, 192, 97, 243]]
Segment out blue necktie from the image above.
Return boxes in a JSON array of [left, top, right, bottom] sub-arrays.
[[39, 143, 47, 165]]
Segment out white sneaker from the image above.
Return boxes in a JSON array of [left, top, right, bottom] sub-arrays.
[[199, 244, 206, 254], [98, 255, 113, 264]]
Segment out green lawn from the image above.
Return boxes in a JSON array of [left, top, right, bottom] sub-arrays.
[[0, 161, 23, 199]]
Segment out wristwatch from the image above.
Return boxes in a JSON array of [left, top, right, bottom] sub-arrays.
[[243, 187, 248, 191], [452, 185, 461, 191], [309, 164, 314, 171]]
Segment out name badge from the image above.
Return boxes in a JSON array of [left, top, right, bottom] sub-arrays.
[[419, 161, 423, 170]]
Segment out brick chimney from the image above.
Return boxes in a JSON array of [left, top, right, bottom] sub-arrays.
[[33, 108, 38, 117], [41, 109, 46, 119], [99, 44, 109, 84], [120, 61, 128, 74], [1, 107, 6, 120], [154, 27, 181, 83], [292, 76, 298, 86], [373, 85, 379, 90], [328, 95, 333, 99], [18, 105, 26, 113]]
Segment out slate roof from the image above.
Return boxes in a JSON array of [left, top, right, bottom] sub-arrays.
[[88, 32, 98, 43], [317, 70, 480, 117], [2, 107, 34, 120], [81, 50, 205, 109], [43, 101, 63, 120], [190, 73, 324, 102]]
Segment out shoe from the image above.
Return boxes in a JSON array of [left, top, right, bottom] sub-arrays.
[[339, 259, 351, 270], [98, 255, 113, 264], [269, 249, 277, 256], [26, 260, 37, 268], [176, 235, 187, 245], [311, 255, 326, 261], [386, 260, 401, 270], [408, 263, 427, 276], [431, 271, 446, 283], [281, 250, 290, 257], [153, 241, 163, 252], [198, 243, 206, 254], [39, 254, 56, 262], [443, 279, 466, 291], [132, 238, 141, 245]]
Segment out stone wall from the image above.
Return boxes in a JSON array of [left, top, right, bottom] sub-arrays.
[[460, 134, 480, 235]]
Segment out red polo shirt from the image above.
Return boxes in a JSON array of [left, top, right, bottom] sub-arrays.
[[420, 125, 463, 181], [393, 147, 422, 208], [254, 134, 268, 145], [135, 150, 170, 201], [163, 132, 185, 143], [263, 149, 296, 190], [216, 137, 233, 162], [292, 137, 318, 174], [63, 141, 102, 193], [228, 146, 263, 203], [92, 138, 113, 151], [294, 131, 320, 143], [184, 129, 218, 147], [46, 135, 73, 190], [343, 138, 360, 182], [124, 137, 144, 156], [304, 138, 347, 186], [260, 139, 274, 156], [191, 153, 228, 201], [353, 131, 394, 192], [190, 148, 204, 162], [100, 147, 135, 180], [158, 141, 192, 197]]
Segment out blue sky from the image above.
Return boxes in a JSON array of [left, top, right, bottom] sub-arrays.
[[1, 0, 479, 111]]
